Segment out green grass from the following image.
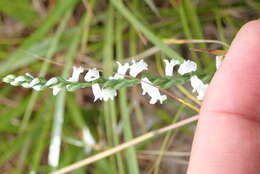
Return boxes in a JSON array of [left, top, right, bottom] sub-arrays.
[[0, 0, 258, 173]]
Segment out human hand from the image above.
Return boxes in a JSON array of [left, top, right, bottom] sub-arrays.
[[187, 19, 260, 174]]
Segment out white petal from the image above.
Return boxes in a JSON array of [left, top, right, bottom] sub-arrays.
[[25, 73, 34, 79], [216, 56, 223, 70], [10, 76, 26, 86], [129, 60, 148, 77], [21, 83, 30, 88], [84, 68, 100, 82], [101, 88, 117, 101], [29, 78, 40, 87], [91, 84, 102, 101], [14, 76, 26, 82], [32, 85, 43, 91], [196, 84, 208, 100], [67, 66, 84, 82], [141, 77, 167, 104], [115, 61, 129, 79], [109, 74, 121, 80], [2, 74, 16, 83], [140, 77, 152, 95], [178, 60, 197, 75], [46, 77, 58, 86], [91, 83, 117, 102], [110, 61, 130, 79], [164, 59, 180, 76], [190, 75, 208, 100], [52, 86, 61, 96], [190, 75, 204, 91]]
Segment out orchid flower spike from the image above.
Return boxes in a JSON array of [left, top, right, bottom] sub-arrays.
[[84, 68, 100, 82], [178, 60, 197, 75], [129, 60, 148, 77], [163, 59, 180, 76], [68, 66, 84, 82], [216, 55, 223, 70], [190, 75, 208, 100], [141, 77, 167, 104]]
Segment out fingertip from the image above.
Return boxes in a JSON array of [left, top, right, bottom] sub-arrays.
[[188, 20, 260, 174], [202, 19, 260, 118], [239, 19, 260, 34]]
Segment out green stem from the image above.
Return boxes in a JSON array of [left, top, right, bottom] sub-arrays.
[[48, 18, 81, 170], [116, 13, 139, 174], [103, 5, 124, 173]]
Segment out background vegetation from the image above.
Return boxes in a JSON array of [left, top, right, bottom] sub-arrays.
[[0, 0, 259, 173]]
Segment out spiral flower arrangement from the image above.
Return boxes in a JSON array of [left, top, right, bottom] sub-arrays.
[[2, 58, 216, 104]]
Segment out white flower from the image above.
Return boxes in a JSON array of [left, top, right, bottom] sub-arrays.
[[216, 56, 223, 70], [91, 84, 117, 101], [2, 74, 16, 83], [46, 78, 61, 95], [196, 86, 208, 100], [91, 84, 103, 101], [67, 66, 84, 82], [163, 59, 180, 76], [29, 78, 40, 87], [84, 68, 100, 82], [46, 77, 58, 86], [141, 77, 167, 104], [10, 75, 26, 86], [116, 61, 129, 77], [32, 85, 43, 91], [52, 86, 61, 96], [101, 88, 117, 101], [190, 75, 208, 100], [129, 60, 148, 77], [25, 73, 34, 79], [21, 83, 31, 88], [110, 62, 130, 79], [178, 60, 197, 75], [85, 69, 114, 101]]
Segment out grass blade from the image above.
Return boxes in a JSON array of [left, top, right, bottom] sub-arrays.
[[48, 21, 81, 170], [110, 0, 184, 61]]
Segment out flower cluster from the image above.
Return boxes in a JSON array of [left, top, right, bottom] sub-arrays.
[[2, 58, 210, 104]]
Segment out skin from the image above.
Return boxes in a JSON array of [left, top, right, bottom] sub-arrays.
[[187, 19, 260, 174]]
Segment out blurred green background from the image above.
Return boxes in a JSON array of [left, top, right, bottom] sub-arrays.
[[0, 0, 259, 173]]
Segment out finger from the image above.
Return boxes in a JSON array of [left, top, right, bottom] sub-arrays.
[[187, 19, 260, 174]]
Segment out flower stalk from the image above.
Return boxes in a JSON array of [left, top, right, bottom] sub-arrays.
[[2, 59, 209, 107]]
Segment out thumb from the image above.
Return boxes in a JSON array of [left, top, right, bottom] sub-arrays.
[[187, 19, 260, 174]]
